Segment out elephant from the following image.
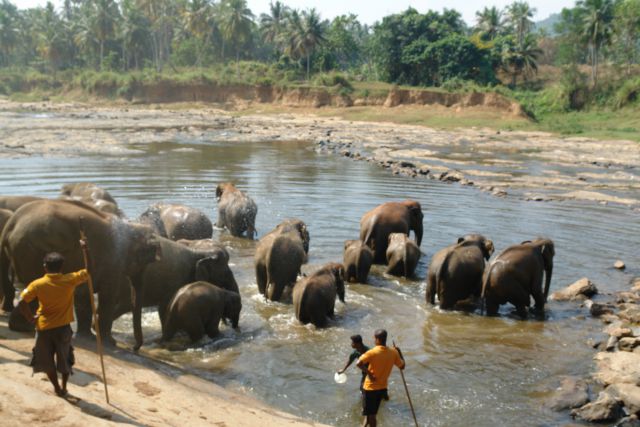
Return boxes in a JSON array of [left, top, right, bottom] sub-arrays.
[[0, 208, 12, 233], [0, 196, 43, 212], [359, 200, 424, 264], [139, 203, 213, 241], [113, 235, 238, 349], [176, 239, 230, 263], [385, 233, 421, 278], [161, 281, 242, 343], [215, 183, 257, 239], [255, 219, 309, 302], [0, 199, 161, 346], [293, 263, 345, 328], [426, 234, 494, 310], [482, 238, 555, 318], [59, 183, 122, 216], [343, 240, 374, 283]]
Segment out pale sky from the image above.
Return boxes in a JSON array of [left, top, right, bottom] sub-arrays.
[[12, 0, 575, 26]]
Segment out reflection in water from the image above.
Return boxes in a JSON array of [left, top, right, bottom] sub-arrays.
[[1, 137, 639, 426]]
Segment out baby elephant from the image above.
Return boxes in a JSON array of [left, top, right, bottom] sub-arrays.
[[161, 281, 242, 342], [386, 233, 421, 278], [216, 183, 257, 238], [343, 240, 374, 283], [293, 263, 345, 328]]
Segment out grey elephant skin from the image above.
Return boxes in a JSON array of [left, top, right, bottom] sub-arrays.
[[113, 236, 238, 349], [360, 200, 423, 264], [59, 183, 123, 217], [482, 238, 555, 318], [426, 234, 494, 310], [0, 196, 43, 212], [139, 203, 213, 241], [216, 183, 257, 238], [343, 240, 374, 283], [162, 281, 242, 342], [385, 233, 421, 278], [255, 219, 309, 302], [293, 263, 345, 328], [0, 199, 160, 345]]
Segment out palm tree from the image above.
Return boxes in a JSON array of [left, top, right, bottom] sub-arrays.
[[475, 6, 504, 40], [502, 34, 542, 87], [292, 8, 326, 80], [218, 0, 254, 72], [506, 1, 537, 47], [260, 1, 288, 54], [579, 0, 614, 87], [182, 0, 215, 65], [90, 0, 120, 70], [35, 2, 66, 72], [120, 0, 151, 70]]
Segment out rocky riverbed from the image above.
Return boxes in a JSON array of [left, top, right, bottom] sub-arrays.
[[1, 99, 638, 208]]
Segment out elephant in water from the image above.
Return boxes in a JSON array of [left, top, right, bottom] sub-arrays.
[[139, 203, 213, 241], [0, 208, 12, 233], [0, 199, 160, 346], [293, 263, 345, 328], [113, 236, 238, 349], [343, 240, 374, 283], [254, 219, 309, 302], [385, 233, 421, 278], [215, 183, 257, 239], [161, 281, 241, 343], [482, 238, 555, 318], [426, 234, 494, 310], [0, 196, 43, 212], [59, 183, 123, 217], [360, 200, 423, 264]]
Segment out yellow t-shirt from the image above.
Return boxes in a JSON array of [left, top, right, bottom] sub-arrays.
[[20, 270, 89, 331], [358, 345, 404, 391]]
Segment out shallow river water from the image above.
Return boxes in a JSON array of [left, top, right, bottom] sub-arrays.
[[1, 125, 639, 426]]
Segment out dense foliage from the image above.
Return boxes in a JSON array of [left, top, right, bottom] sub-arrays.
[[0, 0, 639, 112]]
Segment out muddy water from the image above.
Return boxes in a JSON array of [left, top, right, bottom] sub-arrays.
[[1, 131, 639, 426]]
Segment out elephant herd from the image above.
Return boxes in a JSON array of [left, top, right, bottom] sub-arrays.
[[0, 182, 556, 352]]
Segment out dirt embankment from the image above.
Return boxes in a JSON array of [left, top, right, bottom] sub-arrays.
[[87, 81, 524, 116]]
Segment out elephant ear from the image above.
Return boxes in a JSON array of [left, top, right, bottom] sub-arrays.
[[541, 241, 555, 257], [483, 239, 495, 260], [195, 254, 220, 282], [215, 184, 224, 200], [457, 236, 465, 244]]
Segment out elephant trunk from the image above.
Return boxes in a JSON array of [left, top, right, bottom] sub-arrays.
[[414, 222, 423, 247], [544, 262, 553, 302], [403, 241, 408, 279], [131, 274, 144, 351]]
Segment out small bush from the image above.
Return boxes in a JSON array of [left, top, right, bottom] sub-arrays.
[[614, 77, 640, 108]]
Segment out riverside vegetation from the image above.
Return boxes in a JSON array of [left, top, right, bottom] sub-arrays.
[[0, 0, 639, 141]]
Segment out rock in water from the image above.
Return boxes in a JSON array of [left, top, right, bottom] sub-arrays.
[[547, 377, 589, 411], [614, 260, 626, 270], [571, 393, 624, 422], [551, 278, 598, 301]]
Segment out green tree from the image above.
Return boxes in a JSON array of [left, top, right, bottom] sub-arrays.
[[506, 1, 537, 47], [120, 0, 151, 69], [181, 0, 215, 65], [92, 0, 120, 70], [579, 0, 615, 86], [295, 8, 327, 79], [475, 6, 504, 40], [501, 34, 542, 86], [613, 0, 640, 75], [34, 2, 68, 71], [218, 0, 254, 70], [0, 0, 19, 66], [260, 1, 289, 55]]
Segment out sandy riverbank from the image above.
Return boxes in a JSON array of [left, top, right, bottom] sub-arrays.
[[0, 315, 328, 427], [1, 99, 638, 208]]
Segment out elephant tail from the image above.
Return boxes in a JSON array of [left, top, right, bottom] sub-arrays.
[[0, 224, 14, 310], [362, 214, 377, 249], [480, 260, 499, 315]]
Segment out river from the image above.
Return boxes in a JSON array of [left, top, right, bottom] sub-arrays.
[[1, 115, 639, 426]]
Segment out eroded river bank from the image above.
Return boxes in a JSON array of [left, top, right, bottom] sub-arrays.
[[0, 100, 639, 426]]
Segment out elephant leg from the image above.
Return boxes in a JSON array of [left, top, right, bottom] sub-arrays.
[[74, 285, 93, 337], [485, 299, 499, 316], [311, 310, 328, 328], [205, 315, 220, 339], [426, 274, 436, 305], [158, 299, 169, 331], [256, 263, 267, 296], [531, 275, 546, 311], [186, 322, 205, 342], [0, 249, 14, 312], [96, 288, 117, 346]]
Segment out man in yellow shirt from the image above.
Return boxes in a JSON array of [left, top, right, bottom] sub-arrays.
[[18, 250, 89, 397], [356, 329, 405, 427]]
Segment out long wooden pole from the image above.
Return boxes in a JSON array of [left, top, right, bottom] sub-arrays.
[[79, 226, 110, 404], [393, 340, 418, 427]]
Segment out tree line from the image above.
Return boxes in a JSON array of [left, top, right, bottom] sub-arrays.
[[0, 0, 638, 90]]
